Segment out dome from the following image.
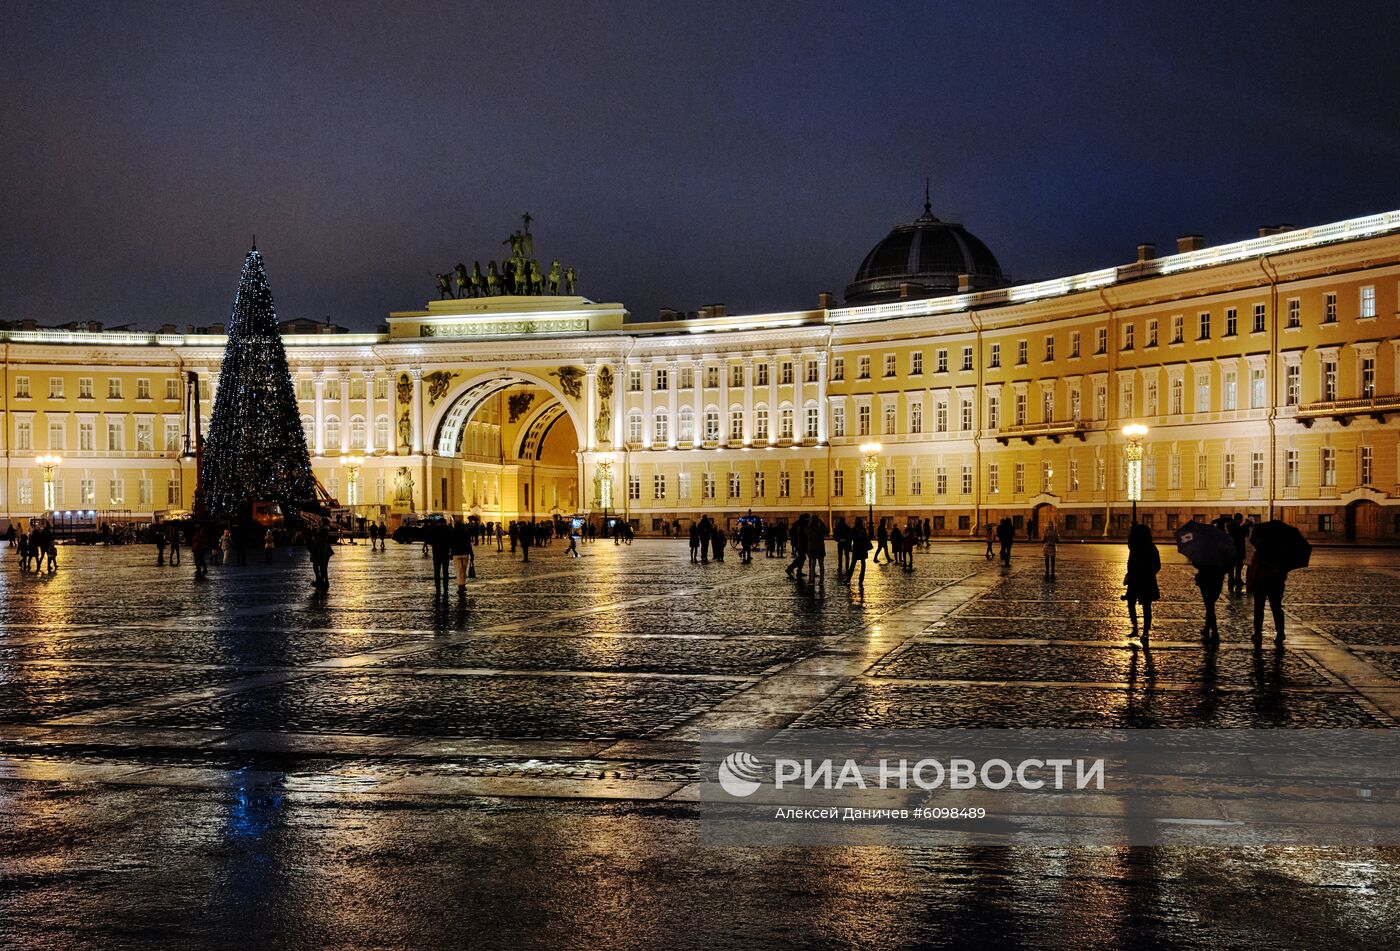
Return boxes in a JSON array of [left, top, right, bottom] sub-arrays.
[[844, 198, 1006, 306]]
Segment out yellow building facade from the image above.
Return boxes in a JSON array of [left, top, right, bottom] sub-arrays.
[[2, 208, 1398, 540]]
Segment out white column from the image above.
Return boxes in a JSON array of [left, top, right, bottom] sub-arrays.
[[768, 355, 779, 438], [693, 358, 705, 444], [641, 360, 653, 449], [411, 368, 424, 454], [718, 355, 730, 447], [667, 361, 678, 448], [817, 352, 829, 443], [614, 361, 627, 448], [339, 370, 350, 453], [742, 357, 754, 444], [364, 371, 376, 454], [793, 354, 804, 444], [313, 372, 325, 456], [584, 363, 598, 451]]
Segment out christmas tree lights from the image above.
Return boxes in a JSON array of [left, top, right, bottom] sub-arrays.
[[200, 247, 317, 518]]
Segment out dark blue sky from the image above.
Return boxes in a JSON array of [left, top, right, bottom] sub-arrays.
[[3, 0, 1397, 330]]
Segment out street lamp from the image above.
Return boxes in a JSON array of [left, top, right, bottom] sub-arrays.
[[595, 451, 615, 535], [1121, 424, 1148, 527], [860, 441, 881, 528], [343, 454, 364, 509], [35, 454, 61, 512]]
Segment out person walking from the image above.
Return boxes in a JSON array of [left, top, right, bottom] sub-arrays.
[[565, 523, 579, 558], [264, 528, 276, 563], [833, 516, 850, 578], [1195, 561, 1228, 643], [155, 528, 167, 566], [1042, 521, 1059, 580], [191, 525, 211, 579], [786, 513, 809, 579], [688, 521, 700, 563], [984, 522, 995, 560], [996, 518, 1015, 566], [1247, 537, 1290, 648], [806, 514, 827, 584], [1124, 523, 1161, 645], [308, 524, 333, 590], [451, 517, 474, 594], [1227, 512, 1250, 596], [167, 522, 182, 566], [873, 519, 890, 564], [846, 517, 870, 587], [519, 521, 532, 563], [430, 520, 453, 593], [890, 524, 904, 568]]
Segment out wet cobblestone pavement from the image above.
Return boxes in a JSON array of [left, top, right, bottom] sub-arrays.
[[1, 538, 1399, 949]]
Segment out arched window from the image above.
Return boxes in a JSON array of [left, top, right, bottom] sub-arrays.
[[350, 415, 366, 450], [324, 415, 340, 448], [375, 415, 390, 450], [678, 407, 694, 441], [627, 410, 644, 443], [704, 409, 720, 441], [653, 410, 669, 443]]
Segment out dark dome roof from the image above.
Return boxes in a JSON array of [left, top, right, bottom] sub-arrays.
[[844, 200, 1006, 306]]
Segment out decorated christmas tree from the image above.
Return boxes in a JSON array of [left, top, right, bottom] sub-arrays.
[[200, 246, 317, 518]]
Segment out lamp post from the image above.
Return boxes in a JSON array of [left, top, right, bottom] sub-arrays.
[[343, 453, 364, 509], [595, 451, 615, 535], [860, 441, 881, 528], [1121, 424, 1148, 527], [35, 454, 61, 512]]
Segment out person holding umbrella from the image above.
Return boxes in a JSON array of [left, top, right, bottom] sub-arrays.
[[1175, 520, 1235, 643], [1247, 519, 1311, 648]]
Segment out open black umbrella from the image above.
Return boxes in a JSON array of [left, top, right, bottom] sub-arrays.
[[1249, 520, 1311, 570], [1174, 520, 1235, 568]]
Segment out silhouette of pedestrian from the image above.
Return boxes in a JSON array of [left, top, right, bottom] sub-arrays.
[[1125, 523, 1161, 645], [1042, 521, 1059, 579], [1227, 512, 1250, 595]]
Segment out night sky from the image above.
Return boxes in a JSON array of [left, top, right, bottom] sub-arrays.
[[3, 1, 1398, 331]]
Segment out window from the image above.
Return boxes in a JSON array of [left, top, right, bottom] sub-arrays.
[[1321, 447, 1336, 486], [778, 470, 790, 498], [1252, 303, 1266, 334], [1069, 388, 1080, 421], [680, 367, 695, 390], [1042, 460, 1053, 493], [165, 420, 180, 451], [350, 416, 366, 450], [805, 407, 819, 439], [375, 416, 389, 449], [1361, 358, 1376, 398], [324, 379, 340, 401], [753, 471, 765, 498], [374, 377, 388, 400], [857, 356, 870, 380], [1318, 514, 1334, 533], [883, 404, 896, 434], [1171, 379, 1183, 415], [106, 419, 123, 451], [1016, 340, 1028, 365], [882, 354, 896, 378], [1120, 382, 1133, 419], [1044, 336, 1055, 362], [1285, 450, 1299, 487], [936, 349, 948, 373], [756, 363, 769, 386], [137, 379, 151, 400], [858, 405, 871, 436], [109, 478, 124, 505], [780, 361, 793, 385], [1285, 364, 1300, 406], [1171, 315, 1184, 344], [136, 420, 152, 451], [47, 420, 64, 451], [1095, 327, 1108, 354], [1094, 385, 1107, 420], [1194, 376, 1208, 413], [1223, 372, 1237, 411], [911, 466, 922, 496], [778, 408, 793, 439], [79, 421, 95, 451], [1360, 285, 1376, 319], [1042, 390, 1054, 422], [1015, 392, 1027, 426], [1070, 331, 1081, 358], [936, 400, 949, 432], [1146, 320, 1158, 347], [80, 479, 94, 505], [1169, 452, 1181, 490], [48, 377, 64, 399], [628, 475, 640, 501], [987, 463, 999, 494], [1123, 324, 1136, 350], [349, 377, 364, 400], [1286, 300, 1300, 329], [910, 401, 923, 434], [830, 406, 843, 438], [1197, 453, 1209, 490], [989, 343, 1001, 369], [704, 410, 719, 441], [833, 468, 845, 497], [324, 416, 341, 448], [14, 377, 30, 399], [1197, 313, 1210, 340], [704, 472, 717, 499], [1251, 452, 1264, 489], [1323, 292, 1337, 324], [751, 408, 766, 441], [960, 399, 973, 431], [961, 465, 972, 495], [167, 478, 180, 505], [138, 478, 153, 506], [802, 470, 815, 497], [961, 347, 973, 371], [679, 407, 696, 442], [653, 410, 668, 443], [705, 366, 720, 388], [653, 475, 666, 499], [883, 467, 895, 496], [628, 410, 644, 443], [911, 352, 923, 375], [677, 472, 692, 500], [732, 364, 744, 388], [936, 467, 948, 495], [1322, 358, 1337, 401], [1361, 446, 1374, 484], [1070, 459, 1080, 491], [830, 358, 844, 382], [1147, 381, 1159, 416], [297, 379, 313, 401], [1224, 453, 1237, 488], [166, 378, 181, 400], [986, 394, 1000, 429], [1250, 368, 1266, 408], [1225, 308, 1238, 337], [628, 370, 642, 392], [654, 367, 668, 391]]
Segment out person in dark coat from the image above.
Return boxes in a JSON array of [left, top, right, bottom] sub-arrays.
[[873, 519, 890, 564], [1227, 512, 1250, 595], [1195, 563, 1228, 642], [451, 518, 474, 593], [786, 514, 809, 579], [1124, 523, 1161, 644], [846, 518, 871, 587], [191, 525, 211, 579], [1247, 533, 1292, 648], [832, 516, 850, 577], [430, 521, 453, 592], [996, 518, 1015, 566], [688, 521, 700, 563], [155, 528, 167, 566]]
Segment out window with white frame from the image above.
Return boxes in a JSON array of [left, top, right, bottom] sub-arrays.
[[1225, 307, 1238, 336], [732, 364, 744, 388], [780, 361, 793, 384], [883, 467, 895, 496], [987, 394, 1000, 429], [1171, 315, 1184, 344], [753, 471, 765, 497], [164, 420, 180, 451], [679, 407, 695, 441], [106, 419, 123, 451], [802, 469, 815, 497], [705, 366, 720, 388], [805, 406, 819, 439], [350, 416, 366, 450], [936, 349, 948, 373], [324, 379, 340, 401], [678, 472, 692, 499], [910, 352, 923, 375], [49, 377, 64, 399], [653, 410, 669, 443], [1321, 447, 1336, 486], [961, 465, 972, 495], [1096, 327, 1108, 354], [1069, 458, 1080, 491], [751, 408, 765, 441], [1197, 313, 1210, 340], [778, 470, 790, 498], [806, 360, 819, 383], [704, 410, 720, 441], [779, 408, 793, 439], [987, 463, 999, 494], [910, 466, 922, 496], [324, 416, 340, 447], [1195, 376, 1209, 413], [1196, 453, 1209, 490], [136, 420, 152, 451], [1042, 390, 1054, 422], [1322, 358, 1337, 401], [167, 478, 180, 505], [1095, 457, 1106, 491], [830, 358, 844, 381], [654, 367, 668, 390], [1094, 385, 1107, 420], [883, 404, 896, 434], [1044, 336, 1055, 361], [1361, 357, 1376, 398], [1014, 463, 1025, 494], [80, 478, 94, 505], [961, 346, 973, 371], [1146, 320, 1158, 347], [653, 474, 666, 499], [1361, 446, 1373, 484], [109, 478, 124, 505], [1323, 291, 1338, 323], [755, 363, 769, 387], [883, 354, 896, 377], [910, 401, 922, 434], [138, 478, 153, 506], [376, 416, 390, 449], [1286, 299, 1300, 328], [17, 479, 32, 507], [680, 367, 695, 389], [1017, 340, 1028, 364], [1147, 380, 1159, 416], [1121, 381, 1134, 419], [1169, 452, 1180, 490], [1284, 450, 1299, 487], [79, 421, 95, 451], [703, 472, 716, 499], [1070, 332, 1080, 358], [1360, 285, 1376, 319], [936, 466, 948, 494], [14, 377, 30, 399], [47, 421, 64, 451], [1224, 453, 1237, 488], [166, 378, 181, 400], [628, 410, 644, 442], [730, 410, 744, 441], [1123, 323, 1136, 349], [858, 405, 870, 436], [960, 398, 973, 431], [1014, 392, 1027, 426], [1223, 371, 1237, 410], [857, 356, 870, 379], [349, 377, 364, 400], [936, 399, 948, 432], [1250, 368, 1266, 408], [1285, 364, 1300, 406], [1171, 379, 1183, 415], [628, 475, 640, 501], [1251, 451, 1264, 489], [137, 379, 151, 400], [989, 343, 1001, 369], [1252, 303, 1266, 333]]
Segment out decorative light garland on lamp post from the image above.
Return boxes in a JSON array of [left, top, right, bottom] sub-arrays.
[[595, 451, 615, 528], [860, 441, 881, 527], [1121, 424, 1148, 527], [343, 454, 364, 513], [35, 454, 61, 512]]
